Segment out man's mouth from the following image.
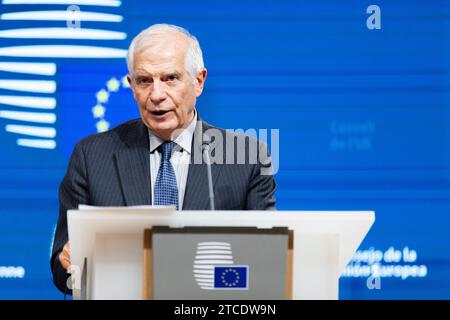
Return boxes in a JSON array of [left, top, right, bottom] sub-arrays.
[[151, 110, 171, 116]]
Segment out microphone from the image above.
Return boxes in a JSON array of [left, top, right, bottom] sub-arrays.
[[202, 136, 215, 211]]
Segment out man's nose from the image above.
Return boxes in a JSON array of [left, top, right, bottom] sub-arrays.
[[150, 80, 167, 104]]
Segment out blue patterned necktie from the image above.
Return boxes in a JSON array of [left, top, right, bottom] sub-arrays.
[[154, 141, 179, 209]]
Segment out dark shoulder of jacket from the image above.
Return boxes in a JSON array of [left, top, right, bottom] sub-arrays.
[[74, 118, 144, 152]]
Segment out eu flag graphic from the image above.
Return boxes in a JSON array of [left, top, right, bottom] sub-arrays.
[[214, 266, 249, 289]]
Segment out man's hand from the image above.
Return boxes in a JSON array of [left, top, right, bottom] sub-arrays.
[[58, 242, 71, 270]]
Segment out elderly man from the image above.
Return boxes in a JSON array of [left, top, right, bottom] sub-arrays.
[[51, 24, 276, 294]]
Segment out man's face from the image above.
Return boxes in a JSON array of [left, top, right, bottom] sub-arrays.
[[128, 32, 206, 140]]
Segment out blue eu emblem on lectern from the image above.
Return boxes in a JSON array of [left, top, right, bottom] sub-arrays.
[[214, 265, 249, 289]]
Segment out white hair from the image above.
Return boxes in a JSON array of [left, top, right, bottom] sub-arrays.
[[126, 23, 204, 82]]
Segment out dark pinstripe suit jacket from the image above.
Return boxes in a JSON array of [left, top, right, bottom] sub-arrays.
[[50, 117, 276, 293]]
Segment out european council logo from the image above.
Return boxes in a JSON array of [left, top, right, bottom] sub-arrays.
[[214, 266, 249, 289], [193, 242, 250, 290]]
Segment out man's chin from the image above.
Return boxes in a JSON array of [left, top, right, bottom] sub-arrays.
[[147, 122, 179, 140]]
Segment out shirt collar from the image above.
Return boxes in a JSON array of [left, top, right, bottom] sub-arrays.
[[148, 109, 197, 154]]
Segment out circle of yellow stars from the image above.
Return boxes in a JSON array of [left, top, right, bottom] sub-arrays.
[[92, 75, 130, 133], [221, 268, 241, 287]]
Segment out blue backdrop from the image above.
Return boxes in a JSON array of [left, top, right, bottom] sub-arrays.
[[0, 0, 449, 299]]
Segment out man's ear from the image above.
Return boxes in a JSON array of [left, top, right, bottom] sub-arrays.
[[195, 68, 207, 97]]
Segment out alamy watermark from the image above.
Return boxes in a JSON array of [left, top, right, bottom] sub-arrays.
[[66, 5, 81, 29], [367, 5, 381, 30], [171, 122, 280, 176]]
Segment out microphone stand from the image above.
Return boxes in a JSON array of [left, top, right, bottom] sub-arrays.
[[202, 141, 215, 211]]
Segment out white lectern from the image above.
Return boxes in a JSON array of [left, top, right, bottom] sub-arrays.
[[67, 208, 374, 300]]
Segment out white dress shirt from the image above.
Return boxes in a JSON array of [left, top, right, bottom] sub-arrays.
[[148, 113, 197, 210]]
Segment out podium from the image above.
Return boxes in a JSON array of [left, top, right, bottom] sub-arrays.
[[67, 208, 374, 300]]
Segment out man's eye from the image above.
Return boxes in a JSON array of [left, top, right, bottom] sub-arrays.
[[137, 78, 151, 85], [165, 75, 178, 82]]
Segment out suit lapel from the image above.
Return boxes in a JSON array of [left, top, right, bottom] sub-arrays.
[[183, 119, 223, 210], [183, 163, 209, 210], [114, 120, 151, 206]]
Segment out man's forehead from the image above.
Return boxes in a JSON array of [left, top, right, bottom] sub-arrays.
[[134, 42, 186, 67], [132, 51, 188, 78], [135, 45, 179, 61], [133, 50, 184, 74], [133, 64, 181, 77]]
